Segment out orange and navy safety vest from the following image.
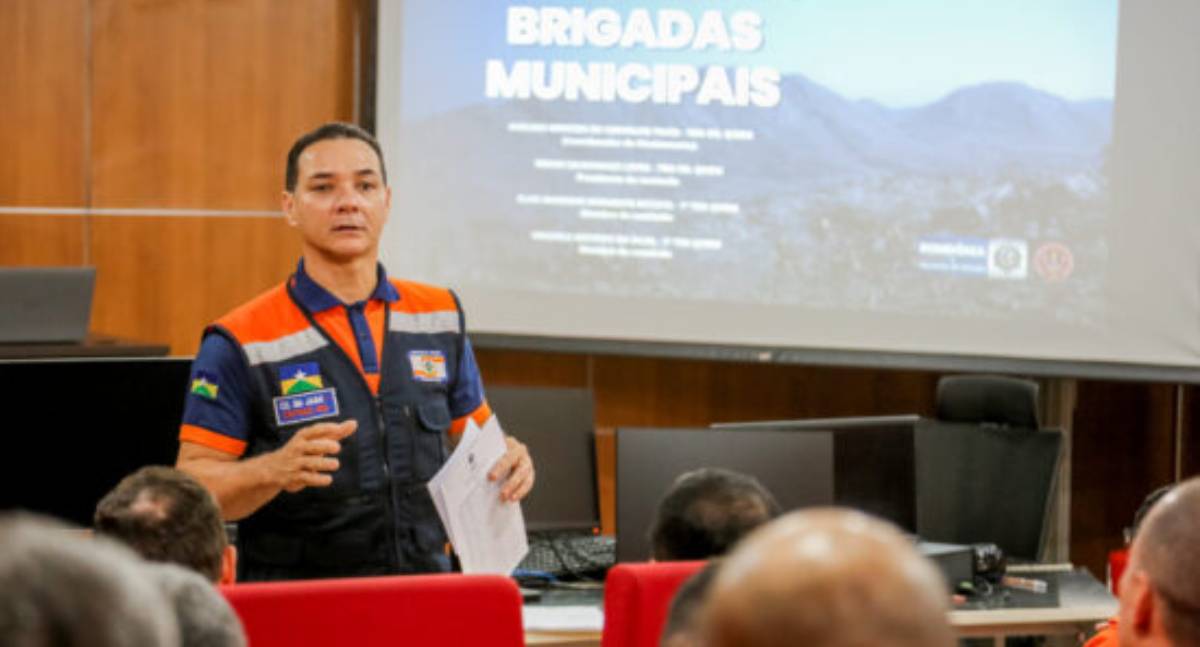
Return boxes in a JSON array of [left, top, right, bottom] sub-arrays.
[[205, 275, 488, 580]]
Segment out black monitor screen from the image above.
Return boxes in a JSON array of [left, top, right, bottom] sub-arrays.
[[0, 357, 191, 526], [486, 386, 599, 531], [616, 427, 836, 562], [714, 415, 920, 535]]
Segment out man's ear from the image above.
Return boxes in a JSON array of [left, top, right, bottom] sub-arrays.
[[282, 190, 298, 227], [1129, 573, 1156, 636], [219, 544, 238, 585]]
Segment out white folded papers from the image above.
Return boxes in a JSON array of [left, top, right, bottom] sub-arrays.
[[428, 415, 529, 574]]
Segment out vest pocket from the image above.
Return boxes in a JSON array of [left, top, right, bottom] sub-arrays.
[[413, 400, 451, 481]]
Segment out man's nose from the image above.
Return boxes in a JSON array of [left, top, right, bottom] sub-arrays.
[[333, 184, 366, 211]]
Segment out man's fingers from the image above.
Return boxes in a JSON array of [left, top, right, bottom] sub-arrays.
[[488, 453, 517, 482], [298, 420, 358, 440], [490, 436, 529, 481], [501, 462, 535, 502], [301, 471, 334, 488], [303, 438, 342, 456], [304, 456, 339, 473]]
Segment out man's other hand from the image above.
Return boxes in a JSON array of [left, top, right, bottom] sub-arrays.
[[488, 435, 535, 503], [273, 420, 358, 493]]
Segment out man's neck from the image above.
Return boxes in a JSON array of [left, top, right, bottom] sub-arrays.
[[302, 251, 378, 304]]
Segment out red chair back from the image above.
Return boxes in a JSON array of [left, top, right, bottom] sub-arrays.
[[220, 574, 523, 647], [601, 561, 707, 647], [1108, 548, 1130, 595]]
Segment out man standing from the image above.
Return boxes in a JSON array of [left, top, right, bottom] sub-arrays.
[[176, 122, 534, 581], [1117, 476, 1200, 647]]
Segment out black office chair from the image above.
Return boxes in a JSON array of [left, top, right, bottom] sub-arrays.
[[917, 375, 1060, 560], [935, 374, 1041, 429]]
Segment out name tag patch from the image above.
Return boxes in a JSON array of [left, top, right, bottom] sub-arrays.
[[409, 350, 448, 383], [273, 387, 340, 426]]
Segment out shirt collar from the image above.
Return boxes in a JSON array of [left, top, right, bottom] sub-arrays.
[[291, 259, 399, 313]]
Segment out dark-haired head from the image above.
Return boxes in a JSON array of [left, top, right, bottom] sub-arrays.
[[285, 122, 387, 192]]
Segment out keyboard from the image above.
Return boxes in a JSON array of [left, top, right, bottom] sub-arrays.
[[518, 532, 616, 580]]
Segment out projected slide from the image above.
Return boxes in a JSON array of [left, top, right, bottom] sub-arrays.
[[385, 1, 1113, 323], [374, 0, 1200, 373]]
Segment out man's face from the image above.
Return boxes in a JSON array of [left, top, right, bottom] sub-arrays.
[[283, 137, 391, 263]]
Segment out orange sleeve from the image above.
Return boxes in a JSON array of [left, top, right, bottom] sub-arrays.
[[180, 424, 248, 456], [450, 401, 493, 436]]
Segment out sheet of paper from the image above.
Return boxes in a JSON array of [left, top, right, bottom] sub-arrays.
[[426, 418, 482, 548], [427, 415, 528, 574], [522, 605, 605, 632]]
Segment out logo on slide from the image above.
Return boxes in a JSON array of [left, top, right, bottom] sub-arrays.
[[987, 239, 1028, 280], [1034, 243, 1075, 282]]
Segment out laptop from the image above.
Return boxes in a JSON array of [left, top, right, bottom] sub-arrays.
[[0, 267, 96, 343]]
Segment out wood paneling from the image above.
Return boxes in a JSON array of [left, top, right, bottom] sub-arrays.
[[0, 0, 88, 207], [90, 0, 357, 209], [1071, 380, 1179, 577], [88, 216, 300, 350], [0, 216, 88, 267], [0, 0, 88, 266], [84, 0, 359, 352]]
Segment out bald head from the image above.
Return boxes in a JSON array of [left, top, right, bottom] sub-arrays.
[[703, 508, 954, 647], [1119, 477, 1200, 647]]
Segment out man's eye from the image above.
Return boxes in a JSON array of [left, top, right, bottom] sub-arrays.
[[359, 182, 377, 191], [310, 184, 332, 192]]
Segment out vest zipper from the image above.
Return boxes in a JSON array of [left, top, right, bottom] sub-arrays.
[[376, 396, 403, 571]]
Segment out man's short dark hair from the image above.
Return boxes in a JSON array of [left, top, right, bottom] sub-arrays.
[[94, 466, 227, 583], [650, 468, 782, 561], [284, 121, 387, 191]]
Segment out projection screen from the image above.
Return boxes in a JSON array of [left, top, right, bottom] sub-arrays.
[[377, 1, 1200, 380]]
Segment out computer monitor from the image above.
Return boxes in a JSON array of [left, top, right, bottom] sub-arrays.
[[615, 427, 836, 562], [486, 386, 599, 531], [0, 267, 95, 343], [0, 357, 191, 525], [713, 415, 919, 534]]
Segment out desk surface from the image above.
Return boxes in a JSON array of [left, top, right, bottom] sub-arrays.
[[524, 567, 1116, 647], [0, 334, 169, 358]]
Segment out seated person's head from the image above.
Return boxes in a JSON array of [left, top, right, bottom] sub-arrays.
[[94, 465, 235, 584], [1119, 476, 1200, 647], [660, 560, 721, 647], [650, 467, 781, 561], [0, 512, 179, 647], [703, 508, 954, 647], [145, 562, 246, 647]]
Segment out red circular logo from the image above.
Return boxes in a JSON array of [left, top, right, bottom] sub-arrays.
[[1034, 243, 1074, 282]]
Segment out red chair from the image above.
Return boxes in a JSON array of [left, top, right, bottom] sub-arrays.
[[220, 574, 523, 647], [601, 561, 707, 647], [1108, 547, 1130, 595]]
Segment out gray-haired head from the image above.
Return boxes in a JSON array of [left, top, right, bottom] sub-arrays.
[[143, 562, 245, 647], [0, 512, 179, 647]]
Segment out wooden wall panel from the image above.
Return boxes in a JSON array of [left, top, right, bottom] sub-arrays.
[[1071, 380, 1178, 577], [86, 0, 359, 353], [90, 0, 357, 209], [88, 217, 301, 351], [0, 0, 88, 266]]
